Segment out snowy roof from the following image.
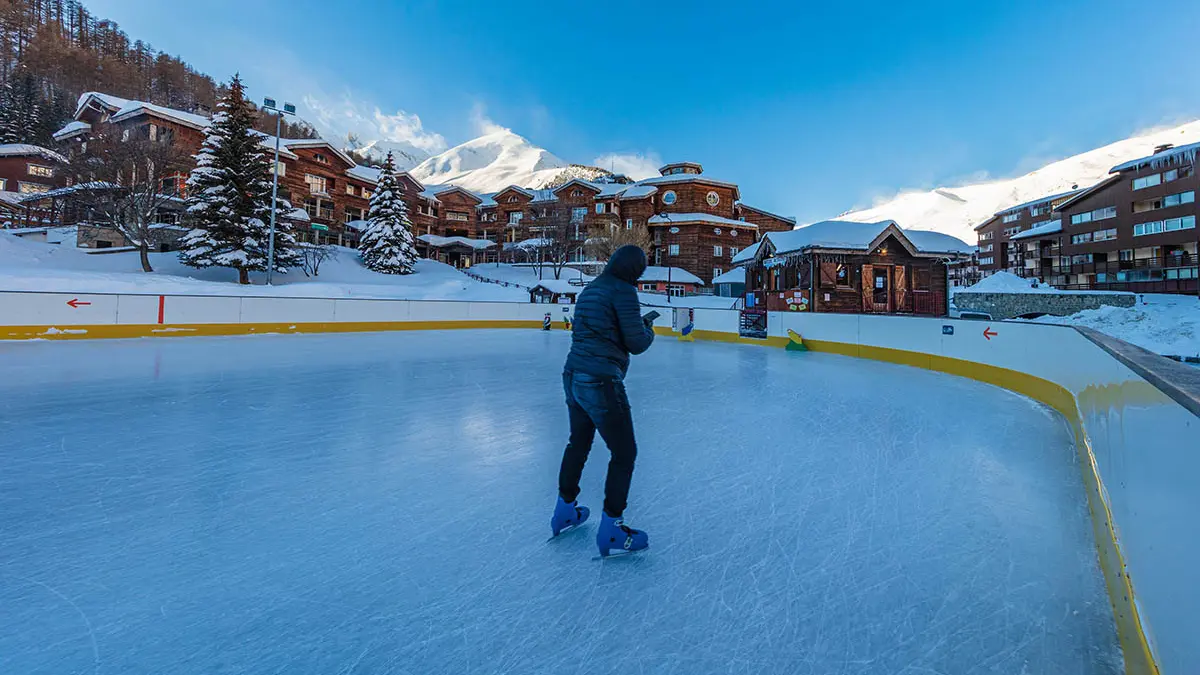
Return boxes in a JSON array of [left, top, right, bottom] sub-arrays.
[[733, 220, 972, 264], [552, 178, 603, 195], [75, 91, 131, 115], [0, 190, 24, 207], [995, 188, 1085, 216], [532, 279, 585, 295], [635, 173, 741, 195], [52, 120, 91, 141], [108, 98, 211, 130], [1053, 175, 1121, 212], [648, 213, 756, 229], [530, 189, 557, 203], [15, 181, 120, 202], [424, 184, 482, 203], [345, 219, 369, 232], [284, 207, 310, 222], [278, 139, 358, 168], [147, 222, 189, 232], [711, 267, 745, 285], [346, 165, 382, 184], [0, 143, 68, 164], [736, 203, 797, 224], [617, 185, 657, 200], [506, 237, 553, 250], [417, 233, 495, 249], [1110, 141, 1200, 173], [639, 266, 704, 285], [1009, 219, 1062, 241]]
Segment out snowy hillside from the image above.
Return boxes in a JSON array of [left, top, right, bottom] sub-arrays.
[[837, 119, 1200, 242], [0, 233, 524, 302], [409, 130, 607, 192], [344, 135, 431, 171]]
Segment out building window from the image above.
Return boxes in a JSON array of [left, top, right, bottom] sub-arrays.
[[1093, 228, 1118, 242], [27, 164, 54, 178], [507, 196, 518, 203], [345, 206, 363, 223], [1070, 206, 1116, 224], [1119, 249, 1134, 261], [1134, 215, 1196, 236], [640, 282, 656, 291], [272, 161, 286, 177], [713, 267, 723, 278], [346, 184, 356, 195], [662, 190, 677, 205], [1029, 203, 1051, 217], [571, 189, 583, 197], [570, 207, 586, 223], [978, 231, 994, 241], [362, 189, 372, 200], [1133, 173, 1163, 190], [625, 218, 633, 229], [596, 203, 605, 214], [713, 245, 723, 257], [1071, 232, 1092, 244], [0, 178, 6, 190], [508, 211, 522, 225], [1002, 212, 1020, 223], [706, 191, 720, 207], [668, 244, 680, 256], [1133, 191, 1195, 213], [305, 174, 328, 194], [979, 256, 994, 265], [447, 211, 469, 221], [1003, 226, 1021, 237], [980, 244, 993, 253], [17, 182, 49, 194], [314, 153, 328, 164], [730, 246, 740, 257]]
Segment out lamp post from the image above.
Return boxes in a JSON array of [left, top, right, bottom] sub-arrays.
[[262, 98, 296, 285], [657, 211, 672, 304]]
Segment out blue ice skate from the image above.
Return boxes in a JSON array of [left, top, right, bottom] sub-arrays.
[[550, 496, 590, 537], [596, 512, 648, 557]]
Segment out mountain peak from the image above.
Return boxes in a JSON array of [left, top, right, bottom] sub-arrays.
[[409, 130, 573, 192]]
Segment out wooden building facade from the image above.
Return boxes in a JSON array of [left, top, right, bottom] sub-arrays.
[[737, 221, 969, 316]]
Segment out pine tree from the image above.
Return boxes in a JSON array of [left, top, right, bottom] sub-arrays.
[[358, 151, 419, 275], [0, 79, 18, 144], [178, 74, 299, 284]]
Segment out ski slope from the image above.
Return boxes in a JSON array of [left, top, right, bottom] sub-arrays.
[[0, 330, 1119, 674]]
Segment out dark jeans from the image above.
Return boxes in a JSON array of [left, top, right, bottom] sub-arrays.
[[558, 370, 638, 518]]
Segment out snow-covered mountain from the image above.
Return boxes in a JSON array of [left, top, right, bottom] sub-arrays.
[[343, 135, 431, 172], [836, 119, 1200, 242], [409, 130, 606, 192]]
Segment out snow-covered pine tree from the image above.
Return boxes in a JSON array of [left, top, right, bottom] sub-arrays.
[[358, 151, 419, 274], [178, 74, 300, 284]]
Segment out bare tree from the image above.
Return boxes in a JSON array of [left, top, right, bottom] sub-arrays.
[[296, 241, 338, 277], [532, 202, 586, 280], [65, 129, 188, 272], [584, 221, 652, 261]]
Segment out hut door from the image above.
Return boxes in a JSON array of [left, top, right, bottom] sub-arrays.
[[893, 265, 907, 312], [860, 264, 874, 312]]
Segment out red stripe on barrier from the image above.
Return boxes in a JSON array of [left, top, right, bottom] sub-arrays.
[[157, 295, 165, 324]]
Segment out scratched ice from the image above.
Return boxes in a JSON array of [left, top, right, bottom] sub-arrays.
[[0, 330, 1121, 674]]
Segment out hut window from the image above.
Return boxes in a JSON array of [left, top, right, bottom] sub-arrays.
[[835, 264, 849, 286], [914, 267, 932, 290]]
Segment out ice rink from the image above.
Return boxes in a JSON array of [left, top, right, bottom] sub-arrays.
[[0, 330, 1120, 674]]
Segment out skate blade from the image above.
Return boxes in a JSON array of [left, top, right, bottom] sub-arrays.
[[592, 546, 648, 561], [546, 523, 587, 542]]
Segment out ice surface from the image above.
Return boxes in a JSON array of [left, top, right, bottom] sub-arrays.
[[0, 331, 1120, 674]]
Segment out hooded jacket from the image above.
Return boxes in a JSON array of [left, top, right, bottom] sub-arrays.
[[563, 245, 655, 378]]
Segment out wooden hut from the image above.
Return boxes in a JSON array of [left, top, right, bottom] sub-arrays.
[[734, 220, 970, 316]]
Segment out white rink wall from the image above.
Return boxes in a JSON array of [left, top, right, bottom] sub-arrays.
[[1, 289, 1195, 674]]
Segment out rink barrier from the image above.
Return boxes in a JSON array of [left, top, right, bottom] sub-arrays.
[[1, 290, 1192, 675]]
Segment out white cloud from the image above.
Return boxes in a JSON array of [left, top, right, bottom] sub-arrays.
[[470, 101, 509, 136], [301, 92, 447, 154], [592, 152, 662, 180]]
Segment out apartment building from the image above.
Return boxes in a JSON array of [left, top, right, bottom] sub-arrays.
[[973, 188, 1082, 278], [977, 142, 1199, 294]]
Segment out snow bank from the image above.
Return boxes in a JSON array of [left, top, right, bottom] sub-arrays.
[[1031, 295, 1200, 358], [0, 233, 525, 302], [956, 271, 1132, 296]]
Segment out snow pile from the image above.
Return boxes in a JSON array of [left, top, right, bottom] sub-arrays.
[[1032, 296, 1200, 358], [836, 119, 1200, 242], [0, 233, 524, 302], [956, 271, 1060, 294]]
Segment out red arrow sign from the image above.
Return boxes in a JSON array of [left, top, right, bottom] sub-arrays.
[[983, 326, 998, 341], [66, 298, 91, 308]]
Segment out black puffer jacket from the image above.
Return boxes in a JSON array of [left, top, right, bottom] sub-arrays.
[[564, 245, 655, 378]]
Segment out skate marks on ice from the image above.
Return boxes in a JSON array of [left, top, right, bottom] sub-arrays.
[[0, 331, 1120, 674]]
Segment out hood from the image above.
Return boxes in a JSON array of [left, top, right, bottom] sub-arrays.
[[604, 245, 647, 285]]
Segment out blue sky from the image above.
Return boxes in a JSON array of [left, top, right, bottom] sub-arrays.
[[89, 0, 1200, 222]]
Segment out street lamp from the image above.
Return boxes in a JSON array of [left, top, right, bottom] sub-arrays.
[[657, 211, 672, 304], [262, 97, 296, 285]]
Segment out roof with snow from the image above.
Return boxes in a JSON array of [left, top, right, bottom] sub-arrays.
[[345, 219, 369, 232], [616, 185, 657, 200], [634, 173, 741, 197], [0, 191, 24, 207], [1009, 219, 1063, 241], [346, 165, 382, 184], [423, 184, 483, 203], [995, 188, 1085, 216], [1053, 176, 1122, 212], [417, 233, 494, 250], [1110, 141, 1200, 173], [531, 279, 586, 295], [732, 220, 972, 264], [52, 120, 91, 141], [0, 144, 68, 164], [639, 266, 704, 285], [711, 267, 745, 286], [648, 213, 756, 229]]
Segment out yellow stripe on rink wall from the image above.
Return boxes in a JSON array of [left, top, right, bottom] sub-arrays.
[[2, 320, 549, 341]]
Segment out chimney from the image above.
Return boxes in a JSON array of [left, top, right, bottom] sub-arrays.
[[1153, 143, 1175, 154]]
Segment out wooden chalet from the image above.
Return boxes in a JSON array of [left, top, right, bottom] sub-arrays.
[[530, 279, 585, 304], [735, 220, 971, 316]]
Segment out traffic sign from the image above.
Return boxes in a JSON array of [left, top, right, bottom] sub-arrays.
[[312, 223, 329, 231]]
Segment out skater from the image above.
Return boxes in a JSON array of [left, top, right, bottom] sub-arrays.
[[550, 244, 655, 557]]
